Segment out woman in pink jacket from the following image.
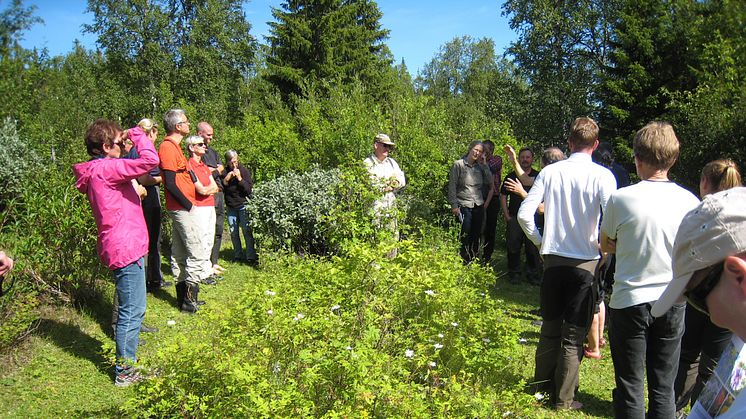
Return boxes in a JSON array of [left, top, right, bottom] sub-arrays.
[[72, 119, 158, 387]]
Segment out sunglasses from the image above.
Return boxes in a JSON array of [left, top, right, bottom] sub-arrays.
[[684, 261, 724, 315], [377, 142, 393, 149], [192, 143, 206, 147]]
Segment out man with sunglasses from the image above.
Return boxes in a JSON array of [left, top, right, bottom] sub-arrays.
[[600, 122, 700, 418], [652, 187, 746, 418], [363, 133, 406, 256]]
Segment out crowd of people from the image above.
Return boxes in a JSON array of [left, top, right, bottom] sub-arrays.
[[69, 107, 746, 418], [446, 117, 746, 417], [73, 110, 259, 387]]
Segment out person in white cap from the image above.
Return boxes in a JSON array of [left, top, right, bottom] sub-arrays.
[[652, 187, 746, 418], [363, 134, 406, 253], [599, 121, 700, 418]]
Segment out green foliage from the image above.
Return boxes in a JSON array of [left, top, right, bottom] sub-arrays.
[[125, 237, 533, 417], [245, 167, 343, 255], [265, 0, 393, 100], [0, 118, 41, 207]]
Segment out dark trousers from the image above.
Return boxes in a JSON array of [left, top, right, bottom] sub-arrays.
[[534, 264, 595, 408], [482, 198, 499, 262], [674, 304, 732, 411], [142, 188, 163, 288], [506, 216, 541, 277], [459, 205, 484, 263], [610, 302, 685, 419], [210, 192, 224, 266]]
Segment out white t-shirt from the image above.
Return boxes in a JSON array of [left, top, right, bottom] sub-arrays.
[[600, 180, 699, 309], [518, 152, 617, 260], [688, 336, 746, 418]]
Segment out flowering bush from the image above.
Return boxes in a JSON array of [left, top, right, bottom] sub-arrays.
[[125, 233, 536, 417]]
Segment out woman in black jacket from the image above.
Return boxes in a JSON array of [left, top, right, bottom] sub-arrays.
[[223, 150, 258, 265]]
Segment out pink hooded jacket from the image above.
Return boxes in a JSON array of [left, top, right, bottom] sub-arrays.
[[72, 126, 159, 270]]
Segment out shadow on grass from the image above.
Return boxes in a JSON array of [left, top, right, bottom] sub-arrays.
[[575, 390, 614, 417], [35, 318, 110, 376]]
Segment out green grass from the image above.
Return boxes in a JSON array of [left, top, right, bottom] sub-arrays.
[[0, 249, 616, 418]]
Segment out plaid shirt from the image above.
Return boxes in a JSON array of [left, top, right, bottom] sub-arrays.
[[487, 155, 503, 194]]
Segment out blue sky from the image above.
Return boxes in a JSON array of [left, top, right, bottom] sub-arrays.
[[14, 0, 517, 74]]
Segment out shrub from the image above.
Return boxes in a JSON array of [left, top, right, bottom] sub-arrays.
[[125, 234, 535, 417], [0, 117, 41, 209]]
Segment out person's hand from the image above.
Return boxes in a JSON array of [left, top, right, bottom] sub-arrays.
[[504, 178, 527, 198], [451, 207, 461, 219], [0, 251, 14, 276], [503, 145, 517, 162], [233, 168, 242, 181], [502, 212, 512, 221], [121, 129, 130, 141]]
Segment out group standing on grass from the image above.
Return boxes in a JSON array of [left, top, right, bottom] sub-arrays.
[[73, 110, 259, 387], [72, 108, 746, 418]]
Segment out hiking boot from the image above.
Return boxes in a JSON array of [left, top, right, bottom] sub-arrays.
[[202, 276, 217, 285], [147, 280, 173, 293], [180, 283, 200, 314], [175, 282, 186, 308]]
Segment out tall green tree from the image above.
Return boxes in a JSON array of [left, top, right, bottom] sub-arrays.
[[265, 0, 392, 101], [502, 0, 619, 145]]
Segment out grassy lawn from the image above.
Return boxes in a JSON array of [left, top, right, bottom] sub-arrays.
[[0, 248, 616, 418]]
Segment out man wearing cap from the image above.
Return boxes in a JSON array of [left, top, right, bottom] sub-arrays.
[[652, 187, 746, 418], [363, 134, 406, 252], [517, 117, 616, 410], [600, 122, 700, 418]]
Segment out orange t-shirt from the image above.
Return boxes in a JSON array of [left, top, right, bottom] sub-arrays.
[[158, 136, 196, 211]]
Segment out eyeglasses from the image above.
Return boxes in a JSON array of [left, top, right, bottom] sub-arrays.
[[112, 140, 125, 148], [177, 120, 190, 126], [376, 142, 393, 150], [192, 143, 206, 147], [684, 261, 724, 315]]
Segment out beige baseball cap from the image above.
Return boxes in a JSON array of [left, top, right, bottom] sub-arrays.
[[374, 133, 395, 146], [652, 187, 746, 317]]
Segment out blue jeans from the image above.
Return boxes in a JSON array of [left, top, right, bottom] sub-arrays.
[[227, 206, 258, 262], [113, 258, 146, 373], [610, 302, 685, 419]]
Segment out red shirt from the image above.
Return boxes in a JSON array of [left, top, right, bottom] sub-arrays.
[[158, 136, 196, 211], [187, 157, 215, 207]]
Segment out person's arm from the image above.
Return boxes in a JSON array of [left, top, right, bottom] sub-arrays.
[[163, 170, 193, 211], [190, 170, 219, 196], [499, 193, 510, 220], [517, 172, 544, 246], [448, 162, 461, 217], [137, 173, 162, 186], [503, 145, 535, 186], [108, 127, 159, 183], [131, 179, 147, 200], [0, 251, 14, 276], [238, 166, 252, 196], [600, 231, 617, 254], [504, 178, 528, 199], [484, 187, 494, 208], [390, 159, 406, 192], [599, 194, 618, 254]]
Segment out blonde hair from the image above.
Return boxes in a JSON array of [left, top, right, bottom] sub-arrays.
[[633, 121, 679, 171], [137, 118, 159, 134], [701, 159, 742, 193], [568, 117, 599, 149]]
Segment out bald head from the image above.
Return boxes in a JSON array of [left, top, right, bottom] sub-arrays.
[[197, 122, 214, 145]]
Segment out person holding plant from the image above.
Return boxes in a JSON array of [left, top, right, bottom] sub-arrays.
[[448, 141, 493, 264], [674, 159, 742, 415], [223, 150, 259, 266], [363, 133, 406, 256], [72, 119, 158, 387]]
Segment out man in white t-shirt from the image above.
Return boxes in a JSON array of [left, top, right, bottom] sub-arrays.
[[652, 187, 746, 418], [600, 122, 699, 418], [518, 117, 617, 410]]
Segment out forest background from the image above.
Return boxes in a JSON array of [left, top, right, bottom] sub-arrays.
[[0, 0, 745, 416]]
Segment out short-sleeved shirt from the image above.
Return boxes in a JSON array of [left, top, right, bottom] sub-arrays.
[[187, 158, 215, 207], [202, 146, 224, 191], [500, 169, 539, 216], [158, 136, 196, 211]]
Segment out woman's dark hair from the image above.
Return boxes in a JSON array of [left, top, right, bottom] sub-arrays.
[[85, 119, 122, 157]]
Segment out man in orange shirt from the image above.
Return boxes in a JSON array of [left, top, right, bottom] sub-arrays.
[[159, 109, 205, 313]]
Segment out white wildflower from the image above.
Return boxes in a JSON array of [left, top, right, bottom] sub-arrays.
[[404, 349, 414, 358], [518, 338, 527, 344], [502, 411, 513, 417], [437, 333, 444, 338], [451, 322, 459, 327], [434, 343, 444, 350], [482, 338, 491, 343], [346, 346, 353, 351], [534, 392, 545, 401], [331, 304, 341, 312], [293, 313, 305, 321], [264, 290, 276, 296], [267, 309, 274, 315], [428, 361, 437, 368], [167, 320, 176, 326], [424, 289, 436, 296]]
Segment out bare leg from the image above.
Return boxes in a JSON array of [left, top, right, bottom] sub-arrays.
[[584, 311, 602, 359]]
